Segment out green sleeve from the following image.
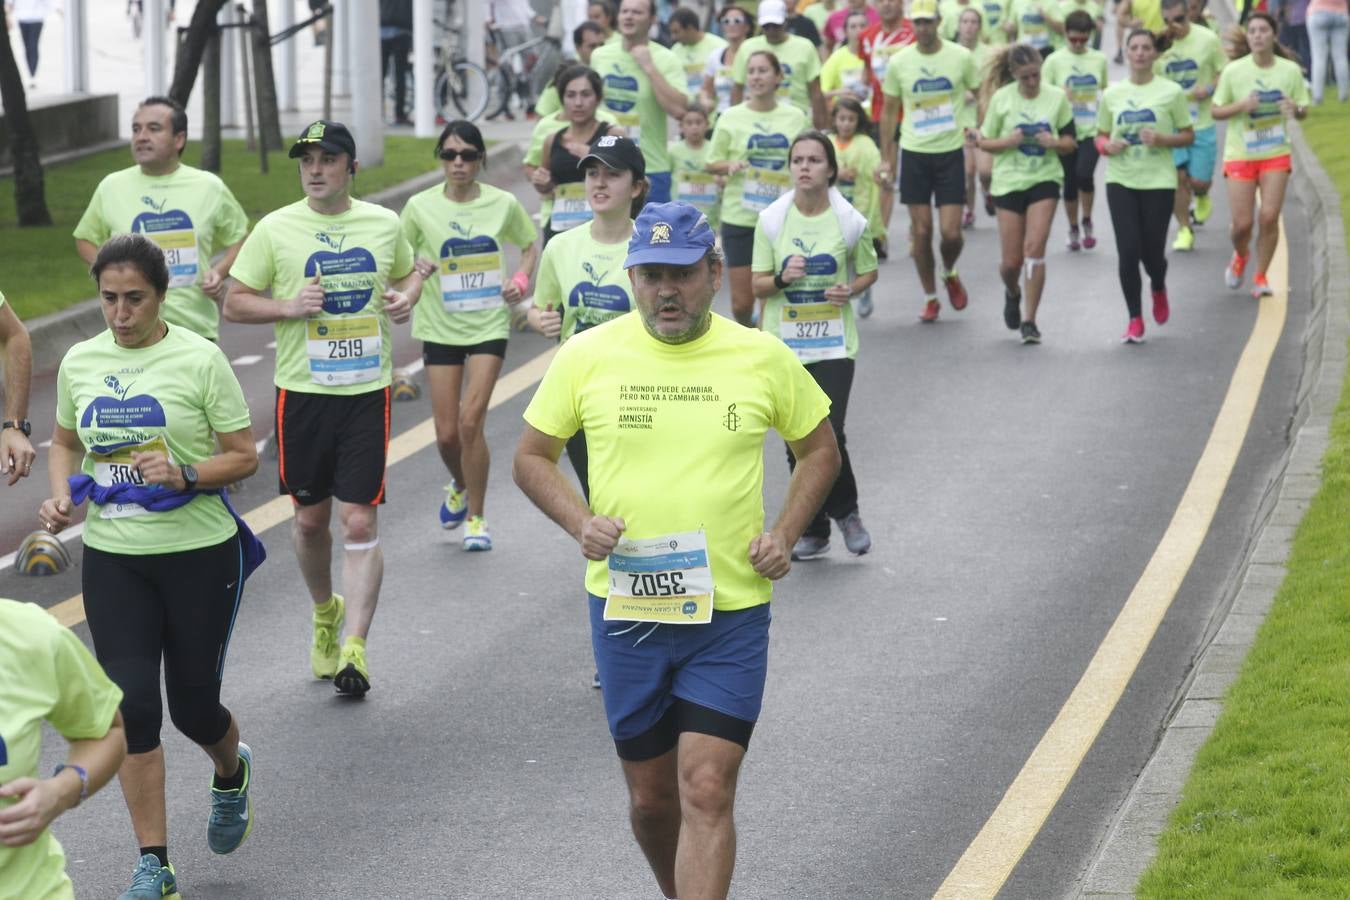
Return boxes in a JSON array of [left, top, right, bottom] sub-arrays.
[[1171, 85, 1193, 127], [1290, 67, 1311, 106], [852, 227, 878, 274], [391, 230, 415, 281], [1212, 66, 1234, 106], [1095, 90, 1112, 135], [820, 52, 841, 94], [533, 239, 562, 307], [751, 220, 775, 273], [1054, 91, 1073, 130], [214, 186, 250, 247], [660, 49, 691, 99], [536, 84, 561, 117], [45, 622, 123, 740], [882, 54, 904, 98], [72, 181, 111, 246], [504, 196, 539, 248], [55, 358, 76, 430], [521, 340, 582, 439], [229, 219, 275, 292], [801, 42, 822, 81], [769, 340, 832, 441], [731, 44, 750, 85], [203, 344, 252, 435], [1208, 42, 1227, 82], [398, 198, 422, 256], [525, 117, 555, 167], [984, 91, 1006, 137], [709, 116, 733, 158], [963, 49, 979, 92]]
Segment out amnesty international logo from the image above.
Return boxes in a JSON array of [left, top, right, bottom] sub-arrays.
[[651, 223, 672, 244], [723, 403, 740, 432]]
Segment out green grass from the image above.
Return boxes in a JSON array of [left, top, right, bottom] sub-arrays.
[[0, 137, 442, 320], [1137, 105, 1350, 897]]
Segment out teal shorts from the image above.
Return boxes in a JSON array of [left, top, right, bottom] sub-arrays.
[[1173, 125, 1217, 182]]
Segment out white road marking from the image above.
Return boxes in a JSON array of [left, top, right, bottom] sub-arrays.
[[232, 355, 264, 366]]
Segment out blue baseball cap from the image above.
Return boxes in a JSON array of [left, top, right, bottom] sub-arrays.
[[624, 202, 717, 269]]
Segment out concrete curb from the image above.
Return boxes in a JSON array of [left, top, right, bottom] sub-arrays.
[[1074, 86, 1350, 900], [22, 140, 525, 376]]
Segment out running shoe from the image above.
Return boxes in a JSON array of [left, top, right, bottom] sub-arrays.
[[943, 272, 969, 310], [1121, 316, 1146, 344], [962, 208, 975, 229], [874, 237, 889, 260], [984, 192, 996, 217], [311, 594, 345, 680], [1067, 226, 1081, 252], [463, 515, 493, 551], [1020, 321, 1042, 344], [1172, 226, 1195, 252], [1152, 289, 1170, 325], [1252, 273, 1273, 298], [591, 671, 601, 689], [837, 512, 872, 555], [207, 743, 254, 855], [334, 638, 370, 697], [1003, 288, 1022, 330], [791, 535, 831, 560], [1082, 218, 1097, 250], [919, 298, 941, 322], [118, 855, 180, 900], [857, 288, 875, 318], [439, 481, 467, 529], [1225, 252, 1249, 289], [1194, 192, 1212, 224]]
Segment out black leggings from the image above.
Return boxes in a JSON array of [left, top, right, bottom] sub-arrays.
[[83, 534, 245, 755], [786, 357, 858, 539], [1061, 138, 1100, 204], [1106, 184, 1174, 319]]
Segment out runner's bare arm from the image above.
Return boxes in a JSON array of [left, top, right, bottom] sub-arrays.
[[38, 426, 84, 534], [877, 93, 902, 180], [513, 424, 624, 560], [0, 303, 34, 484], [203, 237, 248, 303], [224, 277, 323, 323], [810, 79, 829, 130], [772, 418, 841, 548], [75, 239, 99, 267]]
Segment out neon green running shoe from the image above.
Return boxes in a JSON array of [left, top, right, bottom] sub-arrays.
[[463, 515, 493, 551], [311, 594, 345, 679], [1172, 226, 1195, 252], [1194, 192, 1212, 224], [334, 636, 370, 697]]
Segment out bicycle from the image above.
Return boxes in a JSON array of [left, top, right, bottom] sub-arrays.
[[380, 15, 492, 123], [483, 26, 563, 121]]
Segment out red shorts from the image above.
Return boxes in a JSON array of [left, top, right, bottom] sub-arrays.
[[1223, 154, 1292, 181]]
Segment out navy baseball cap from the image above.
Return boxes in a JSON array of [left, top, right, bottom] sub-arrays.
[[624, 202, 717, 269], [578, 134, 646, 178], [289, 120, 357, 160]]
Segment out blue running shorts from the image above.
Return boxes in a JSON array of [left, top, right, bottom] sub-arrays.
[[1173, 125, 1217, 182], [646, 171, 673, 204]]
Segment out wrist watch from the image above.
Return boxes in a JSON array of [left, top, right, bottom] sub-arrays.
[[773, 272, 789, 290], [2, 419, 32, 437], [180, 464, 199, 490], [53, 763, 89, 806]]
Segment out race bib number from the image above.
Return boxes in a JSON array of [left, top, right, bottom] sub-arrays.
[[1188, 102, 1201, 123], [90, 435, 172, 519], [1243, 116, 1285, 155], [617, 111, 642, 146], [605, 530, 714, 624], [779, 302, 847, 362], [550, 182, 593, 232], [1068, 85, 1099, 131], [838, 178, 857, 203], [440, 251, 504, 312], [307, 315, 381, 386], [148, 228, 200, 289], [912, 94, 956, 136], [1022, 19, 1050, 48], [741, 167, 791, 212], [676, 172, 719, 210]]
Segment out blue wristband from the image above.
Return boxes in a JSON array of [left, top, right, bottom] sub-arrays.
[[53, 763, 89, 805]]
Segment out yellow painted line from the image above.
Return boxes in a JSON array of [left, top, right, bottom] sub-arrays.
[[934, 227, 1290, 899], [47, 346, 558, 630]]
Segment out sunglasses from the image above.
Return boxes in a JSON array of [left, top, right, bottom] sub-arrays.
[[1165, 14, 1187, 22], [439, 148, 482, 162], [1068, 33, 1090, 41]]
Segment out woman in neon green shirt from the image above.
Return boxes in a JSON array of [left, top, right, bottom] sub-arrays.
[[820, 10, 872, 104], [401, 120, 539, 551], [829, 96, 882, 316], [955, 7, 994, 226], [970, 43, 1076, 343], [708, 49, 812, 325], [701, 4, 756, 120], [1211, 12, 1310, 299]]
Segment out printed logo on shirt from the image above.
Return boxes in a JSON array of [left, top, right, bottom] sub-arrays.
[[80, 375, 167, 452], [1163, 57, 1200, 89], [723, 402, 741, 432], [305, 231, 377, 314], [913, 68, 955, 94]]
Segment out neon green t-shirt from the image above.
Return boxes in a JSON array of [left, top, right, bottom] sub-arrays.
[[1042, 46, 1109, 139], [522, 312, 831, 611], [55, 325, 251, 554], [831, 132, 884, 237], [980, 0, 1011, 43], [536, 83, 562, 117], [1155, 24, 1226, 129], [673, 33, 728, 97], [940, 0, 981, 40], [1212, 54, 1309, 162], [532, 220, 634, 341], [592, 41, 690, 175], [707, 101, 811, 229], [0, 599, 123, 900], [1097, 76, 1192, 189], [400, 182, 537, 347], [1047, 0, 1101, 48], [804, 1, 830, 32], [982, 82, 1074, 194], [230, 198, 414, 396], [73, 164, 249, 341], [882, 41, 979, 153], [732, 34, 823, 116], [1133, 0, 1163, 31], [752, 202, 879, 361], [525, 108, 620, 229], [669, 138, 722, 228], [821, 45, 873, 105]]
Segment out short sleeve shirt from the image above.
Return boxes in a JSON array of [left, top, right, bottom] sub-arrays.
[[669, 138, 722, 227], [1007, 0, 1054, 49], [732, 34, 824, 116], [672, 32, 728, 96], [532, 220, 635, 341], [821, 45, 872, 104], [707, 102, 812, 228], [982, 82, 1075, 194], [400, 182, 537, 346], [752, 201, 879, 361], [55, 326, 251, 554], [1097, 77, 1192, 189], [522, 313, 831, 610], [0, 599, 123, 900], [1212, 54, 1310, 161], [591, 41, 690, 175], [230, 199, 414, 395], [73, 164, 249, 341], [1154, 25, 1227, 129], [1043, 47, 1110, 139], [860, 22, 917, 118], [882, 40, 979, 153]]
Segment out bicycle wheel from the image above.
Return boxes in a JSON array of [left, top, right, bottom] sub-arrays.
[[437, 60, 490, 122], [483, 63, 513, 120]]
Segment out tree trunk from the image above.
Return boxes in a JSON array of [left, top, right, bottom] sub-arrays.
[[250, 0, 284, 152], [0, 9, 51, 226], [202, 26, 223, 172], [169, 0, 230, 106]]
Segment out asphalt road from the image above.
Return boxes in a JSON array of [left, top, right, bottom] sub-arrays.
[[4, 133, 1309, 898]]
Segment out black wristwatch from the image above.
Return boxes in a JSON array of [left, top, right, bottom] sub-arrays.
[[180, 464, 199, 490], [773, 272, 789, 291], [2, 419, 31, 437]]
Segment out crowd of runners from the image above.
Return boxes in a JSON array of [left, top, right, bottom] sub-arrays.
[[0, 0, 1316, 896]]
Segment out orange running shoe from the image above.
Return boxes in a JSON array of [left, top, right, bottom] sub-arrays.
[[919, 298, 941, 322]]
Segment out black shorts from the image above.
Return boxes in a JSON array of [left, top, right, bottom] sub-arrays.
[[276, 386, 390, 506], [422, 338, 508, 366], [993, 180, 1061, 214], [721, 222, 756, 268], [899, 147, 967, 207]]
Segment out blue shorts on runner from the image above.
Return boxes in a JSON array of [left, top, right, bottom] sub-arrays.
[[1173, 125, 1217, 182], [589, 594, 770, 761]]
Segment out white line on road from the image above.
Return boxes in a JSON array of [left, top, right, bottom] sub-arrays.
[[232, 354, 265, 366]]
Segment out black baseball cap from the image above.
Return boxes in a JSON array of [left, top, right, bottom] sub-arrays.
[[288, 120, 357, 160], [577, 134, 646, 178]]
